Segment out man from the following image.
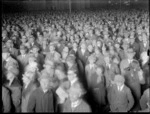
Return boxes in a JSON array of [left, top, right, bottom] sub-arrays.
[[85, 54, 97, 89], [31, 45, 45, 71], [4, 70, 22, 112], [140, 88, 150, 110], [120, 48, 138, 75], [63, 82, 91, 112], [107, 75, 134, 112], [65, 55, 78, 72], [104, 55, 120, 88], [27, 73, 55, 112], [129, 37, 140, 60], [2, 47, 19, 76], [21, 72, 38, 112], [2, 86, 11, 112], [139, 33, 149, 54], [28, 36, 39, 50], [140, 51, 150, 91], [5, 39, 19, 59], [17, 45, 29, 75], [77, 42, 90, 67]]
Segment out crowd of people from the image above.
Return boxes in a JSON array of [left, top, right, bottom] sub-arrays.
[[2, 8, 150, 112]]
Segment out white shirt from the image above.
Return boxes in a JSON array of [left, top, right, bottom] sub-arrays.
[[81, 49, 85, 55], [71, 100, 82, 111], [118, 84, 124, 91], [70, 78, 78, 86], [89, 64, 95, 69], [128, 59, 133, 64]]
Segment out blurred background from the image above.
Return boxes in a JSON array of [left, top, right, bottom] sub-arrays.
[[2, 0, 149, 13]]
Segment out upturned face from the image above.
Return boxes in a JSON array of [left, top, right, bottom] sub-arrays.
[[68, 87, 80, 102], [7, 72, 15, 81], [40, 78, 50, 90]]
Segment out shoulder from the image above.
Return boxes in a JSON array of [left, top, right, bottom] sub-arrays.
[[2, 86, 9, 95], [80, 100, 91, 112]]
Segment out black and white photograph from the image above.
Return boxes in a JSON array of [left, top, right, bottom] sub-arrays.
[[2, 0, 149, 113]]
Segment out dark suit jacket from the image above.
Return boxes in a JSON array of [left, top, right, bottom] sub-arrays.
[[130, 42, 140, 60], [4, 78, 22, 112], [107, 84, 134, 112], [77, 49, 90, 67], [104, 62, 120, 87], [2, 86, 11, 112], [27, 87, 54, 112], [17, 54, 29, 74], [63, 99, 91, 112], [21, 82, 38, 112]]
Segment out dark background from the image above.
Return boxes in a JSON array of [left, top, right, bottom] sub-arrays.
[[2, 0, 149, 13]]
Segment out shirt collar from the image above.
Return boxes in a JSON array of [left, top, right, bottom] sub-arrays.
[[71, 78, 78, 86], [71, 99, 82, 109], [118, 84, 124, 91]]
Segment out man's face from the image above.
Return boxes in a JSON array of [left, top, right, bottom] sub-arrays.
[[116, 82, 123, 87], [127, 53, 134, 60], [88, 45, 93, 52], [97, 41, 101, 47], [29, 37, 34, 43], [22, 75, 30, 84], [69, 88, 79, 102], [32, 48, 39, 54], [20, 49, 26, 55], [49, 45, 55, 52], [130, 38, 135, 44], [7, 72, 14, 80], [55, 70, 64, 80], [81, 44, 86, 50], [40, 78, 50, 90], [67, 71, 76, 81], [104, 57, 110, 64]]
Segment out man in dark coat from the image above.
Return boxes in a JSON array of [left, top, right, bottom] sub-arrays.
[[77, 42, 90, 67], [27, 73, 55, 112], [4, 71, 22, 112], [5, 39, 19, 59], [107, 75, 134, 112], [2, 86, 11, 112]]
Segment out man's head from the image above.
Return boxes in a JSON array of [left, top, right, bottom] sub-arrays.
[[140, 51, 149, 62], [22, 71, 33, 84], [39, 73, 51, 90], [67, 70, 77, 82], [68, 82, 85, 102], [87, 44, 93, 53], [32, 45, 39, 54], [29, 36, 35, 43], [114, 74, 125, 87], [104, 56, 111, 64], [126, 48, 135, 60], [20, 45, 27, 55], [6, 40, 13, 48], [55, 65, 66, 80], [49, 44, 55, 52], [88, 54, 96, 64], [6, 71, 15, 81]]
